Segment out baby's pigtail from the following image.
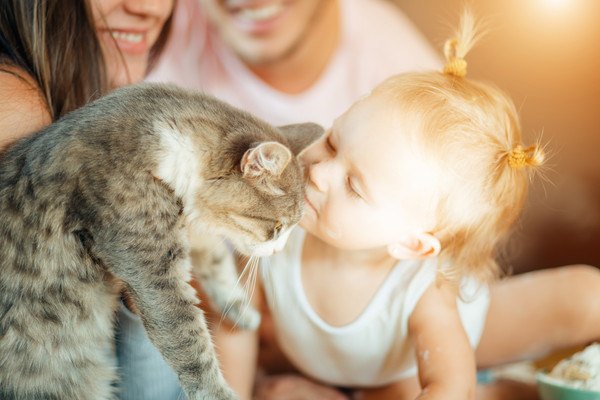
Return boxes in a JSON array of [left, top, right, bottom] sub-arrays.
[[443, 9, 480, 78], [506, 144, 545, 169]]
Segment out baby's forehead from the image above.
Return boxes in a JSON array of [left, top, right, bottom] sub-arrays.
[[334, 95, 409, 136]]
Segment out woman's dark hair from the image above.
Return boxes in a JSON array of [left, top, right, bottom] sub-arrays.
[[148, 7, 173, 74], [0, 0, 173, 120], [0, 0, 107, 120]]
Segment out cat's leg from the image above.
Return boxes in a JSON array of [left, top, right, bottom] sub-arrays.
[[115, 300, 186, 400], [99, 230, 237, 400], [189, 231, 260, 330]]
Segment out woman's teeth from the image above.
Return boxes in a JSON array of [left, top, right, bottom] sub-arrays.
[[238, 3, 284, 21], [110, 31, 143, 43]]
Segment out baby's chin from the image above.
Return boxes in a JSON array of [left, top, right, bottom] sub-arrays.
[[300, 219, 345, 248], [298, 215, 312, 232], [298, 216, 326, 241]]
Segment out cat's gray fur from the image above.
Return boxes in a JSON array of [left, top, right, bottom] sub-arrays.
[[0, 83, 322, 400]]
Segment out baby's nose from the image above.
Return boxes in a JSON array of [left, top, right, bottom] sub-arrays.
[[308, 163, 325, 192], [308, 161, 331, 193]]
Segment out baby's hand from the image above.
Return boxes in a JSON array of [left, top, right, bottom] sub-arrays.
[[255, 374, 350, 400]]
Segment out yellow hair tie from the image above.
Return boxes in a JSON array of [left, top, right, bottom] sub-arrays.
[[508, 146, 532, 169], [443, 38, 468, 77], [444, 57, 468, 77]]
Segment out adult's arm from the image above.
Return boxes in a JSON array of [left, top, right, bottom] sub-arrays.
[[201, 256, 262, 400], [0, 67, 51, 150]]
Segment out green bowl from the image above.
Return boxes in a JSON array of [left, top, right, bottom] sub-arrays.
[[537, 372, 600, 400]]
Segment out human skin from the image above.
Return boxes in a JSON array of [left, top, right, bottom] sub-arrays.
[[199, 0, 341, 93], [92, 0, 174, 88], [0, 67, 52, 148], [213, 92, 600, 400]]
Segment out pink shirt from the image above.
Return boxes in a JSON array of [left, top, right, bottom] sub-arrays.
[[147, 0, 441, 127]]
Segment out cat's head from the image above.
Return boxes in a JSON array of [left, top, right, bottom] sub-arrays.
[[194, 122, 324, 257]]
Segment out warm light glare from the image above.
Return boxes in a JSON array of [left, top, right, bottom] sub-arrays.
[[542, 0, 572, 9], [535, 0, 584, 22]]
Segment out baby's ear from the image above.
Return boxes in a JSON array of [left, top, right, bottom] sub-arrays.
[[278, 123, 325, 156], [241, 142, 292, 178], [387, 233, 441, 260]]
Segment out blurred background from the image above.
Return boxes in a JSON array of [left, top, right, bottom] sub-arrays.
[[393, 0, 600, 273]]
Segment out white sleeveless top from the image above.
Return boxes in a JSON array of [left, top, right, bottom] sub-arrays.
[[260, 229, 490, 387]]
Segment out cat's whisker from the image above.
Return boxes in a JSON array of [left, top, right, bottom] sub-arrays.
[[237, 255, 254, 282], [229, 256, 258, 329], [218, 266, 244, 327], [263, 257, 279, 314], [235, 256, 260, 329], [219, 254, 257, 329], [240, 256, 256, 293], [246, 256, 260, 303]]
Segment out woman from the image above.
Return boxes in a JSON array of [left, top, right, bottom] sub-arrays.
[[0, 0, 173, 148], [0, 0, 176, 397]]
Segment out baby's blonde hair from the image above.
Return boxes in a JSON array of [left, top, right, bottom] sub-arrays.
[[374, 10, 544, 283]]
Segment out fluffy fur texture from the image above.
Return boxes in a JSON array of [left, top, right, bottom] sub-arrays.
[[0, 83, 322, 400]]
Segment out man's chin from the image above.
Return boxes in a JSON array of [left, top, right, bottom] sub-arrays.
[[227, 33, 301, 67], [236, 47, 289, 67]]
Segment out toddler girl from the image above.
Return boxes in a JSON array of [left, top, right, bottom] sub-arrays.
[[213, 11, 600, 400]]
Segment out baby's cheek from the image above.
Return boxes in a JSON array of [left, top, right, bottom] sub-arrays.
[[319, 211, 343, 241]]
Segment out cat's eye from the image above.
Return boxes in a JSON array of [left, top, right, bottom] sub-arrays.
[[273, 221, 283, 238]]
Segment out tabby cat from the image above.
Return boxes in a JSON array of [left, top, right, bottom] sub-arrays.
[[0, 83, 322, 400]]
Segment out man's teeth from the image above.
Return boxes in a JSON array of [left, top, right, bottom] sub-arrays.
[[238, 3, 284, 21], [110, 31, 143, 43]]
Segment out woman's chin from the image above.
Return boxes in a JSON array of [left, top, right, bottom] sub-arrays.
[[108, 63, 147, 88]]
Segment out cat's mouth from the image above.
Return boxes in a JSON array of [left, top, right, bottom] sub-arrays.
[[235, 232, 292, 257], [228, 237, 274, 257], [238, 241, 276, 257]]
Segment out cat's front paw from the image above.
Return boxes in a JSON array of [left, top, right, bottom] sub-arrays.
[[189, 386, 239, 400], [215, 386, 239, 400], [221, 300, 261, 330]]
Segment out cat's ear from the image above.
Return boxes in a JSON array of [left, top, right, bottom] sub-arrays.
[[278, 123, 325, 156], [241, 142, 292, 178]]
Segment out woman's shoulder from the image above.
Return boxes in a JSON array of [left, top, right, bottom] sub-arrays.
[[0, 65, 51, 149]]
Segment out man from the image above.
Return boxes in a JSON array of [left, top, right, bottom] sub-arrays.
[[117, 1, 440, 399], [148, 0, 440, 126]]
